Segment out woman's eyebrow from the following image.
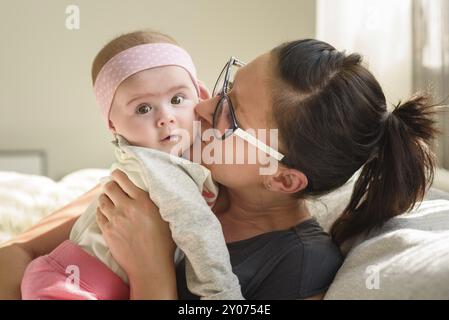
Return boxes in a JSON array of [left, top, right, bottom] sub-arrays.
[[229, 71, 242, 111], [228, 87, 245, 125], [228, 91, 240, 112]]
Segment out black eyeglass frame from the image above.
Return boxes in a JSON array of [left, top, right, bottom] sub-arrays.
[[212, 56, 246, 140]]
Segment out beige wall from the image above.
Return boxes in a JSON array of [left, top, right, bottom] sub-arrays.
[[0, 0, 316, 179], [316, 0, 413, 106]]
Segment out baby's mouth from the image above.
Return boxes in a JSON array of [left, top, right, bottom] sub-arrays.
[[160, 134, 180, 142]]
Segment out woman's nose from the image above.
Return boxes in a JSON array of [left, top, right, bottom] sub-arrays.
[[156, 108, 176, 128], [195, 96, 219, 126]]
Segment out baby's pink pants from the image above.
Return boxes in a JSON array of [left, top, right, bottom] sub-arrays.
[[21, 240, 129, 300]]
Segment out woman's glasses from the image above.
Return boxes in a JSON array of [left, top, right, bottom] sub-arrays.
[[211, 56, 285, 162]]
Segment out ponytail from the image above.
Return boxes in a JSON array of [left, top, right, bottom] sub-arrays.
[[270, 39, 441, 247], [330, 94, 440, 246]]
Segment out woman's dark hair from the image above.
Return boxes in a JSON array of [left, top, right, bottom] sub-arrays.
[[271, 39, 439, 246]]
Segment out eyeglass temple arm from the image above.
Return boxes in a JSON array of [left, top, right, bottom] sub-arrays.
[[231, 56, 246, 67], [233, 128, 284, 161]]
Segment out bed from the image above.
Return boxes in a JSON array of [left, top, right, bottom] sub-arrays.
[[308, 174, 449, 300], [1, 169, 449, 299], [0, 169, 109, 242]]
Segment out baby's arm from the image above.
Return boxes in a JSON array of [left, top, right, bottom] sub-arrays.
[[136, 154, 242, 299], [114, 140, 243, 299]]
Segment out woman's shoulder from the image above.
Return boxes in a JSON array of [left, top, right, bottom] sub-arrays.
[[291, 218, 344, 297], [276, 218, 343, 285], [228, 218, 343, 299], [227, 217, 340, 255], [292, 218, 343, 262]]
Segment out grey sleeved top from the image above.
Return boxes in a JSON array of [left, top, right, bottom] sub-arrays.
[[176, 217, 343, 300]]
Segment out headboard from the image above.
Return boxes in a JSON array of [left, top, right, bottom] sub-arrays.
[[0, 150, 47, 176]]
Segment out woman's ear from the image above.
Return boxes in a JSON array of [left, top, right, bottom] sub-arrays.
[[265, 168, 308, 194], [197, 80, 211, 100]]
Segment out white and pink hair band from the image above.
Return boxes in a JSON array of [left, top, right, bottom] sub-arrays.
[[93, 43, 199, 129]]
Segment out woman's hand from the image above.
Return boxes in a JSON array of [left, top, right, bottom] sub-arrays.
[[96, 170, 177, 299]]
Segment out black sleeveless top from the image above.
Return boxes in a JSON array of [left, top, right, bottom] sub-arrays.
[[176, 218, 343, 299]]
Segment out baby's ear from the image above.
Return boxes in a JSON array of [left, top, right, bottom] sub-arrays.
[[197, 80, 211, 100], [109, 120, 117, 134]]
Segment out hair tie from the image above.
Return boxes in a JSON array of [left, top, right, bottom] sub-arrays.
[[364, 111, 390, 166], [380, 110, 391, 124]]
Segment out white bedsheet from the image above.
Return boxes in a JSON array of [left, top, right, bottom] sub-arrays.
[[0, 169, 108, 243], [1, 169, 449, 299]]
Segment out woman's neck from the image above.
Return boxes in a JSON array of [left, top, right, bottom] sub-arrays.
[[216, 186, 311, 243]]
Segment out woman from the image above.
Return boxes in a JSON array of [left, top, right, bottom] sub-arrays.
[[0, 39, 437, 299]]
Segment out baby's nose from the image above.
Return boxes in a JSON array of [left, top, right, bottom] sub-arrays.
[[156, 109, 176, 127]]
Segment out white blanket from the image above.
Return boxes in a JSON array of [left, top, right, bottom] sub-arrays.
[[0, 169, 108, 243], [305, 172, 449, 299], [323, 200, 449, 299]]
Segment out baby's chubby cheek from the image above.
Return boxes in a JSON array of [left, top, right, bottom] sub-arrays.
[[180, 127, 202, 162]]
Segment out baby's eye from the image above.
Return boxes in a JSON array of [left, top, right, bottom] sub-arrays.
[[136, 104, 152, 114], [171, 95, 184, 105]]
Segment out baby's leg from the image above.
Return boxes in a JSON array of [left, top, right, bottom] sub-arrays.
[[21, 240, 129, 300]]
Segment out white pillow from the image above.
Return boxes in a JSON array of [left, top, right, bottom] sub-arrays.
[[306, 171, 359, 233], [324, 200, 449, 299]]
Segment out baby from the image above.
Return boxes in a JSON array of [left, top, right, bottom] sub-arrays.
[[21, 31, 243, 300]]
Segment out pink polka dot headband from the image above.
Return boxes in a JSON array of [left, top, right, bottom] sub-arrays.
[[93, 43, 200, 129]]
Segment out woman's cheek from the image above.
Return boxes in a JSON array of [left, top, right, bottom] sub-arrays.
[[209, 162, 259, 188], [206, 141, 261, 187], [229, 136, 266, 166]]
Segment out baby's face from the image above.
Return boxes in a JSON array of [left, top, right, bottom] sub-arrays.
[[109, 66, 198, 155]]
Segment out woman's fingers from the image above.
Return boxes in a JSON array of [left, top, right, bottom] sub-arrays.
[[110, 170, 144, 200], [103, 178, 131, 207], [96, 207, 110, 231], [97, 193, 114, 220]]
